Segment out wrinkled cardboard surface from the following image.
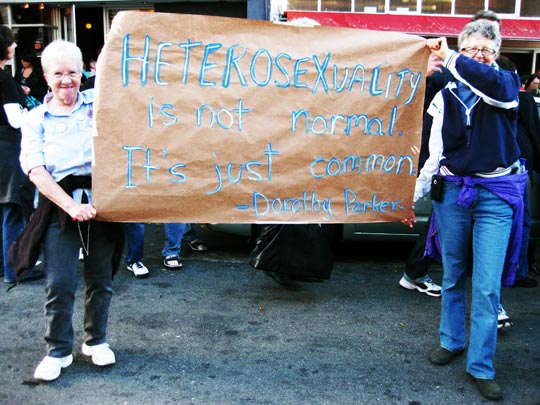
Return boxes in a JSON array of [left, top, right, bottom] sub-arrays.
[[93, 11, 429, 223]]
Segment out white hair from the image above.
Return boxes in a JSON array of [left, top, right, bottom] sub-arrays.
[[41, 40, 83, 74]]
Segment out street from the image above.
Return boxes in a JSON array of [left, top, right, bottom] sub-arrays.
[[1, 224, 539, 404]]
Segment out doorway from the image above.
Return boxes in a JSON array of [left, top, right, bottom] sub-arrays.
[[75, 7, 104, 69]]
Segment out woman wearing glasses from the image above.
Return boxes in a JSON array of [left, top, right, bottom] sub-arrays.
[[404, 20, 525, 401], [19, 40, 124, 382]]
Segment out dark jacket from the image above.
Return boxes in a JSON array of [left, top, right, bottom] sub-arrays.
[[515, 90, 540, 183], [8, 175, 124, 281]]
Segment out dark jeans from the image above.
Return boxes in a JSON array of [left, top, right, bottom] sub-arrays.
[[44, 213, 115, 358], [124, 222, 145, 264], [125, 223, 195, 263], [162, 223, 188, 257], [404, 214, 432, 280], [1, 203, 26, 282], [182, 223, 198, 242]]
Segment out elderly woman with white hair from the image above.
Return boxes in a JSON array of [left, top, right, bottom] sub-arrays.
[[19, 40, 124, 382], [404, 20, 525, 400]]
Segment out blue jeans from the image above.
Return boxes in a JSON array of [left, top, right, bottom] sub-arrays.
[[124, 223, 145, 264], [516, 186, 531, 280], [43, 213, 114, 357], [433, 181, 512, 379], [182, 223, 198, 242], [1, 203, 26, 282], [162, 223, 187, 257]]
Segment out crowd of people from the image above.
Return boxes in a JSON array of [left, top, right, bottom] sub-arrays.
[[1, 9, 539, 401]]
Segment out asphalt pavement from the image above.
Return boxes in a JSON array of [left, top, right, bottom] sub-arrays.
[[1, 224, 539, 405]]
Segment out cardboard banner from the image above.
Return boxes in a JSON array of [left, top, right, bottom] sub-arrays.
[[93, 11, 429, 223]]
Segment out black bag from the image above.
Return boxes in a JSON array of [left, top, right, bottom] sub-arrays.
[[430, 174, 444, 201], [249, 224, 334, 281]]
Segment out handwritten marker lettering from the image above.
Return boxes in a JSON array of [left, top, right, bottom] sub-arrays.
[[309, 153, 415, 179], [344, 190, 404, 216], [251, 191, 333, 220], [207, 143, 279, 194], [121, 34, 423, 102], [107, 17, 427, 224]]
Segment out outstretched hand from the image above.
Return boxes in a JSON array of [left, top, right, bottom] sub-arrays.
[[426, 37, 450, 62], [401, 209, 417, 229]]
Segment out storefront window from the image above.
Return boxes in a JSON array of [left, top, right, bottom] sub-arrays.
[[282, 0, 540, 15], [390, 0, 417, 12], [454, 0, 483, 15], [10, 3, 55, 58], [0, 6, 9, 25], [11, 2, 52, 24], [488, 0, 516, 15], [354, 0, 385, 13], [287, 1, 319, 10], [422, 0, 452, 14], [321, 0, 351, 11], [521, 0, 540, 17]]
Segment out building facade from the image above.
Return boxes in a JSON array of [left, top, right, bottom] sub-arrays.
[[279, 0, 540, 75]]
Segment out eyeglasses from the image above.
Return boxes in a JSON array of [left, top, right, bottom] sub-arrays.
[[460, 47, 497, 57], [52, 72, 81, 80]]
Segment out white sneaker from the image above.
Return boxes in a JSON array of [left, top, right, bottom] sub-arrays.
[[33, 354, 73, 381], [78, 248, 84, 261], [126, 261, 149, 278], [82, 343, 116, 366], [498, 305, 513, 329], [399, 276, 442, 297]]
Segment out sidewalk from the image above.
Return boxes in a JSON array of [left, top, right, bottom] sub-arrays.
[[1, 225, 539, 404]]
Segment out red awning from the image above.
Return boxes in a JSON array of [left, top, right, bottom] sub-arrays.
[[285, 11, 540, 41]]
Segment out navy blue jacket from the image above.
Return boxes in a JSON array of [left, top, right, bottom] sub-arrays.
[[437, 52, 521, 176]]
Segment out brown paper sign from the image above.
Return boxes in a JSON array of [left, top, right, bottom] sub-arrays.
[[93, 11, 429, 223]]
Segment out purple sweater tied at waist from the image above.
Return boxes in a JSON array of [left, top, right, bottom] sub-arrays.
[[425, 171, 528, 286]]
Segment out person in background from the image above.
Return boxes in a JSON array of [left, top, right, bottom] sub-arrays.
[[123, 222, 208, 278], [524, 73, 540, 97], [19, 40, 123, 382], [0, 26, 43, 285], [498, 56, 540, 288], [124, 222, 150, 278], [397, 53, 447, 298], [14, 50, 48, 104], [183, 223, 208, 251], [404, 20, 525, 400], [162, 223, 189, 269], [83, 58, 97, 79]]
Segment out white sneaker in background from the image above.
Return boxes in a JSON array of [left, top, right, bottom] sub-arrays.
[[399, 276, 442, 297], [498, 305, 513, 329], [126, 261, 150, 278]]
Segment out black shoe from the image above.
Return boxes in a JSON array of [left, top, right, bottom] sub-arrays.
[[512, 277, 538, 288], [470, 376, 503, 401], [429, 346, 465, 366], [186, 239, 208, 252], [263, 271, 301, 291], [290, 275, 324, 282], [5, 270, 45, 285], [530, 264, 540, 276]]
